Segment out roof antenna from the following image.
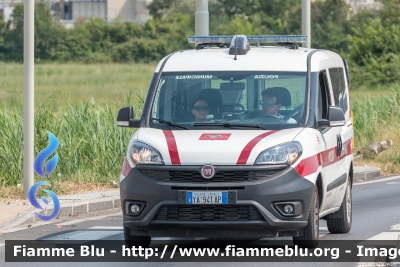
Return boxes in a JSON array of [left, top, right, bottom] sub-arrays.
[[234, 16, 238, 60], [257, 18, 261, 47], [234, 35, 238, 60]]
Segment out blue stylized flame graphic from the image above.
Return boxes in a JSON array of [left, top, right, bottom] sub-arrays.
[[34, 131, 59, 178], [28, 181, 60, 221]]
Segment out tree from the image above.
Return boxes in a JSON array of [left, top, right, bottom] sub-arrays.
[[218, 0, 298, 19], [0, 3, 67, 62], [311, 0, 351, 52], [147, 0, 173, 19], [380, 0, 400, 26], [34, 2, 68, 61], [347, 18, 400, 85], [1, 4, 24, 61]]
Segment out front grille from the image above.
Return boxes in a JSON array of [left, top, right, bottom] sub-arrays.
[[140, 168, 285, 183], [154, 205, 264, 221]]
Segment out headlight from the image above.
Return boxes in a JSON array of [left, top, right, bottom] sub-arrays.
[[131, 141, 164, 165], [255, 141, 302, 165]]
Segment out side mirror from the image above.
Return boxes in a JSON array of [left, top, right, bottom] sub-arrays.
[[116, 106, 140, 127], [328, 106, 345, 127], [317, 106, 346, 128]]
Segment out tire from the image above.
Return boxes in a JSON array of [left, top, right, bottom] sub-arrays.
[[326, 180, 352, 233], [293, 186, 319, 248], [124, 226, 151, 247]]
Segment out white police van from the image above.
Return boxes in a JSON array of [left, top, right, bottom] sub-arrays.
[[117, 35, 354, 248]]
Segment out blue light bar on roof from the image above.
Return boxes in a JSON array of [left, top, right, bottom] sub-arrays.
[[247, 35, 307, 43], [188, 35, 307, 44], [188, 36, 233, 44]]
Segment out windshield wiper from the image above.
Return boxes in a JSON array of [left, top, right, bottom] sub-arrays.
[[193, 122, 267, 130], [151, 118, 189, 130]]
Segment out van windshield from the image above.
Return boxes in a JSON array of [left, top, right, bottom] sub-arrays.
[[150, 71, 307, 130]]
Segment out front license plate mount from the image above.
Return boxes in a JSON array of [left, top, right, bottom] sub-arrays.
[[178, 190, 237, 205]]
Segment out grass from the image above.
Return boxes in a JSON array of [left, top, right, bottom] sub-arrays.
[[0, 62, 156, 112], [0, 63, 400, 197], [0, 181, 114, 203], [350, 83, 400, 148], [0, 100, 141, 188], [0, 63, 155, 196], [350, 83, 400, 174]]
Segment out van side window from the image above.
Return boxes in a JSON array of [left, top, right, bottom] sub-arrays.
[[318, 71, 330, 121], [329, 67, 348, 114]]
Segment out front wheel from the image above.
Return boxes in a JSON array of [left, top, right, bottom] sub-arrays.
[[293, 186, 319, 248], [326, 180, 352, 233], [124, 226, 151, 247]]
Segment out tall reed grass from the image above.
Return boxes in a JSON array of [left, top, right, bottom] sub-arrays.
[[0, 92, 143, 188], [2, 89, 400, 188], [352, 85, 400, 150]]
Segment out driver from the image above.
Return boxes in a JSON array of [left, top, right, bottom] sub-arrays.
[[260, 88, 297, 124], [191, 97, 210, 122]]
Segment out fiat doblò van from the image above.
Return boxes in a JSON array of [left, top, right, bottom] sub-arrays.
[[117, 35, 354, 248]]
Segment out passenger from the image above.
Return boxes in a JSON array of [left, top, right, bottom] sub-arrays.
[[260, 88, 297, 123], [191, 97, 210, 122]]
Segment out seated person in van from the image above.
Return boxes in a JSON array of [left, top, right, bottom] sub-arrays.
[[191, 97, 210, 122], [260, 88, 297, 124]]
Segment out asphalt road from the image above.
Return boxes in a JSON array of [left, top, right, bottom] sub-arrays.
[[1, 175, 400, 267]]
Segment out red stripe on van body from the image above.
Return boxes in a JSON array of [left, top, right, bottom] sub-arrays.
[[121, 157, 132, 177], [236, 130, 279, 165], [295, 138, 353, 177], [163, 130, 181, 165], [294, 154, 321, 177]]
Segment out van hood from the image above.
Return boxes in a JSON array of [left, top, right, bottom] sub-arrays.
[[135, 128, 304, 165]]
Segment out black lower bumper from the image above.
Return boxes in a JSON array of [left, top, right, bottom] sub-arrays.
[[120, 166, 314, 238]]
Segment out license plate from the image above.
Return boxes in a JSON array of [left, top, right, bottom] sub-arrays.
[[186, 191, 228, 204]]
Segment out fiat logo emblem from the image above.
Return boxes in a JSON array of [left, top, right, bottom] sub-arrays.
[[201, 165, 215, 179]]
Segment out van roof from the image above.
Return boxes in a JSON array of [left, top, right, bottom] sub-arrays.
[[155, 46, 344, 73]]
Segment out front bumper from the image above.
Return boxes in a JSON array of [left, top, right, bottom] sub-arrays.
[[120, 165, 314, 238]]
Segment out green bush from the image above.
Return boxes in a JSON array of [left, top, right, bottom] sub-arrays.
[[0, 0, 352, 64], [2, 0, 400, 87], [0, 4, 193, 63], [347, 18, 400, 85]]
